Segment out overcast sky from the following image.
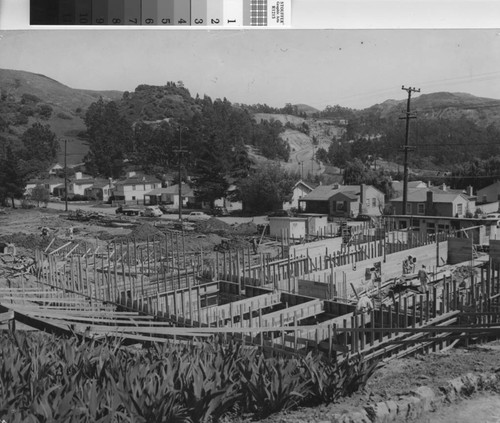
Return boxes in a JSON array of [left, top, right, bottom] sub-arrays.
[[1, 29, 499, 110]]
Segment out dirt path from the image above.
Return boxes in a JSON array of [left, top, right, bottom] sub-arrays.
[[428, 393, 500, 423]]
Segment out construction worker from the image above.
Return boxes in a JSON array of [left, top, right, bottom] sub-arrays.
[[356, 294, 374, 314], [418, 264, 430, 292], [252, 237, 258, 254]]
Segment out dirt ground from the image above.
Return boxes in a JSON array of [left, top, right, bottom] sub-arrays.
[[0, 206, 281, 287]]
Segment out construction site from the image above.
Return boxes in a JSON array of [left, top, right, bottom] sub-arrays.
[[1, 206, 500, 362]]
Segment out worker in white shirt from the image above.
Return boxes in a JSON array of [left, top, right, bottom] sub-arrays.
[[356, 294, 374, 313]]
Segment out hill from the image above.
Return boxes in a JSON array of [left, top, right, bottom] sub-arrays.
[[364, 92, 500, 129], [0, 68, 123, 165]]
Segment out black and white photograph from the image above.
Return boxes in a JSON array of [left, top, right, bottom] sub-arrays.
[[1, 26, 500, 422]]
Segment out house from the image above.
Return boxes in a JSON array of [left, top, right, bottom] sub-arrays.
[[67, 172, 95, 198], [84, 180, 114, 202], [113, 172, 162, 203], [299, 183, 385, 219], [48, 163, 63, 176], [144, 183, 194, 207], [283, 180, 316, 211], [391, 180, 427, 198], [390, 186, 475, 218], [213, 184, 242, 212], [477, 181, 500, 204], [25, 177, 65, 196]]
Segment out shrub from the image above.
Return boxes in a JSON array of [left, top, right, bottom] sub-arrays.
[[56, 112, 72, 120]]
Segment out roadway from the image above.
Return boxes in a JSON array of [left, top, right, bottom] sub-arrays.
[[43, 201, 270, 226]]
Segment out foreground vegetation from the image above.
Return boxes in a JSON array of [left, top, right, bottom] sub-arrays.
[[0, 332, 378, 423]]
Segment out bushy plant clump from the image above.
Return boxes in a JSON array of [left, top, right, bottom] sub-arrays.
[[0, 332, 378, 422]]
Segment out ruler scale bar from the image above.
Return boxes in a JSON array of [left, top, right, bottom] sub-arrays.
[[30, 0, 290, 26]]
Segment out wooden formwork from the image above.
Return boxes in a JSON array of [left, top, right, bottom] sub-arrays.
[[2, 229, 500, 362]]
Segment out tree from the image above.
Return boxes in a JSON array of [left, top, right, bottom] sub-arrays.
[[191, 138, 230, 209], [30, 184, 50, 207], [237, 163, 297, 214], [0, 146, 27, 207], [84, 98, 133, 178], [21, 122, 60, 166]]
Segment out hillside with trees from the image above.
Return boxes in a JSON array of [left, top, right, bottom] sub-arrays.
[[3, 68, 500, 202]]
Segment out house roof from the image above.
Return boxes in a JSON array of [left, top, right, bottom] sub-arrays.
[[115, 176, 161, 186], [392, 188, 470, 203], [72, 178, 96, 186], [294, 180, 316, 192], [302, 184, 361, 201], [88, 180, 112, 189], [27, 177, 65, 185], [145, 183, 194, 197]]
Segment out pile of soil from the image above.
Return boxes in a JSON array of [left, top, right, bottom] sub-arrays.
[[232, 221, 259, 236], [0, 233, 53, 251], [196, 218, 234, 235], [112, 223, 165, 242]]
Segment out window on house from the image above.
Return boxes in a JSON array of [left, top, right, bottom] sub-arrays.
[[417, 203, 425, 214], [132, 196, 136, 201], [406, 203, 412, 214], [372, 198, 377, 207], [366, 199, 370, 207], [132, 185, 136, 191], [336, 201, 346, 211], [457, 204, 463, 215]]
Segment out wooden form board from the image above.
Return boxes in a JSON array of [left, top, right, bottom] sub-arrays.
[[489, 239, 500, 265], [300, 241, 448, 299], [448, 238, 473, 265]]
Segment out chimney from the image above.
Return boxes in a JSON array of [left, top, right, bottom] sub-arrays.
[[359, 183, 365, 214], [333, 183, 339, 189], [428, 180, 432, 188], [75, 172, 82, 180], [426, 190, 433, 213], [127, 171, 136, 178], [441, 183, 447, 192], [467, 185, 474, 196]]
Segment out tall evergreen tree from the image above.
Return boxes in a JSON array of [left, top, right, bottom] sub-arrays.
[[0, 146, 27, 207], [84, 98, 133, 178]]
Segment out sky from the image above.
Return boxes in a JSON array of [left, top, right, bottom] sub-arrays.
[[1, 28, 500, 110]]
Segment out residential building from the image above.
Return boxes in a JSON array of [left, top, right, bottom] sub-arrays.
[[84, 180, 114, 202], [67, 172, 95, 198], [113, 172, 162, 203], [47, 163, 63, 176], [144, 183, 194, 207], [25, 177, 64, 196], [299, 184, 385, 219], [391, 180, 427, 198], [390, 186, 475, 218], [213, 184, 242, 212], [477, 181, 500, 204], [283, 180, 316, 211]]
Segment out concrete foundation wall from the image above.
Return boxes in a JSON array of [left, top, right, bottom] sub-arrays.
[[299, 241, 448, 299]]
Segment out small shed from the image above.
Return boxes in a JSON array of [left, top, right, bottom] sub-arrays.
[[269, 217, 308, 240]]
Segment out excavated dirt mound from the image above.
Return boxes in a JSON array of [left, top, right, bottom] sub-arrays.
[[196, 218, 234, 236], [232, 221, 259, 236], [0, 233, 54, 251], [130, 223, 165, 240]]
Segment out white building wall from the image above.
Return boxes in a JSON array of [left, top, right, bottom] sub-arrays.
[[269, 217, 307, 239]]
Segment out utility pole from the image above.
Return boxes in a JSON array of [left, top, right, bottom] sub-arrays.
[[64, 139, 68, 212], [400, 86, 420, 215], [174, 126, 188, 221]]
